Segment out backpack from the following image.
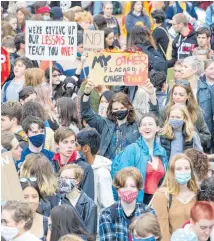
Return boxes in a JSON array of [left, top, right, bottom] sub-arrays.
[[2, 79, 12, 103], [112, 1, 122, 15], [157, 27, 173, 61], [136, 44, 168, 73], [210, 5, 214, 51]]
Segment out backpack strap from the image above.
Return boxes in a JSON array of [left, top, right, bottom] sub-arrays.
[[2, 80, 12, 103], [168, 193, 173, 209], [109, 202, 118, 224]]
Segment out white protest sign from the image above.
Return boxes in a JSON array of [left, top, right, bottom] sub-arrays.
[[25, 21, 77, 61], [83, 30, 104, 51]]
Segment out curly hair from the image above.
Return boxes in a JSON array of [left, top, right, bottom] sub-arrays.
[[197, 176, 214, 202], [185, 148, 209, 182], [107, 92, 136, 123]]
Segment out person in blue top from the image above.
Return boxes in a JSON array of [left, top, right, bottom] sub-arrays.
[[206, 3, 214, 27], [112, 113, 168, 205], [18, 115, 54, 170], [165, 1, 198, 27], [125, 1, 151, 44]]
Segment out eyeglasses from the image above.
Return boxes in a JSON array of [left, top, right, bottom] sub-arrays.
[[175, 80, 190, 86], [52, 74, 61, 78], [20, 177, 37, 183]]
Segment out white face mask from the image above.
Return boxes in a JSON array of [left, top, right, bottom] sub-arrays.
[[1, 225, 19, 240], [43, 15, 50, 21]]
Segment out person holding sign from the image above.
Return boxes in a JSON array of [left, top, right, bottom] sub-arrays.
[[81, 79, 140, 160]]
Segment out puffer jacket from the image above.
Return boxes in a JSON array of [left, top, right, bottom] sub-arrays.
[[159, 106, 211, 148]]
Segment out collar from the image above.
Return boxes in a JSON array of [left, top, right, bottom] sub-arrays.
[[116, 201, 141, 218], [53, 151, 77, 167]]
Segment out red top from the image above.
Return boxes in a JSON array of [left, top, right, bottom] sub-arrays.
[[144, 157, 165, 194], [53, 151, 77, 168]]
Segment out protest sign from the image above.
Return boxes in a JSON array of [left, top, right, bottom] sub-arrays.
[[83, 30, 104, 51], [1, 47, 10, 86], [1, 151, 24, 201], [88, 52, 148, 86], [25, 21, 77, 61]]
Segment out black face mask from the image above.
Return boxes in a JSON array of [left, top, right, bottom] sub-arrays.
[[113, 110, 128, 120]]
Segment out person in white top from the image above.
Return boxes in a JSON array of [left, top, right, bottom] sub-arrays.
[[76, 127, 114, 213], [1, 200, 40, 241]]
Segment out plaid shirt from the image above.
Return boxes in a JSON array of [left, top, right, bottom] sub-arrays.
[[99, 201, 155, 241]]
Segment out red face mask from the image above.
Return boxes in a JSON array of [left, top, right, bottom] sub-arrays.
[[118, 190, 138, 203]]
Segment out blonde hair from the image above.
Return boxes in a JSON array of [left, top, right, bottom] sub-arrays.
[[161, 154, 198, 195], [21, 153, 57, 196], [129, 213, 162, 241], [34, 84, 56, 121], [161, 104, 194, 142], [25, 68, 45, 87], [75, 11, 93, 24], [63, 10, 75, 21], [59, 234, 84, 241], [59, 164, 84, 183]]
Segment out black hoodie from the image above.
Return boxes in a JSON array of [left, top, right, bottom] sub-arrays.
[[168, 24, 198, 67]]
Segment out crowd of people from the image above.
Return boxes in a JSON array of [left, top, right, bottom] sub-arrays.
[[1, 1, 214, 241]]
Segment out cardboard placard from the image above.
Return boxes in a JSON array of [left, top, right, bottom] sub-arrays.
[[25, 21, 77, 61], [83, 30, 104, 51], [88, 52, 148, 86], [1, 151, 24, 201]]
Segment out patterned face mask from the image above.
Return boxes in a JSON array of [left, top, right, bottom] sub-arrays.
[[57, 178, 76, 194], [118, 190, 138, 203]]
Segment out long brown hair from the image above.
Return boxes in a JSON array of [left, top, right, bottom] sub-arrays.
[[16, 7, 31, 30], [107, 92, 136, 123], [168, 83, 198, 124], [130, 25, 156, 49], [161, 154, 198, 195]]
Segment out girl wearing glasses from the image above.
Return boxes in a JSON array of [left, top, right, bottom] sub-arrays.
[[151, 153, 198, 241], [159, 80, 211, 149], [160, 104, 203, 160], [20, 153, 58, 217], [57, 164, 97, 236], [20, 177, 48, 241]]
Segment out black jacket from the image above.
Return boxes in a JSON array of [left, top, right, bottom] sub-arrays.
[[168, 24, 198, 67], [160, 135, 193, 160], [61, 191, 97, 235], [52, 157, 95, 201]]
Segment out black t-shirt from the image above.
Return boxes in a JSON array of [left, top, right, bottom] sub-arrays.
[[152, 25, 169, 58]]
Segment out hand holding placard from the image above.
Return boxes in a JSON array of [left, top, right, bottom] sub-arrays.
[[84, 78, 96, 95], [141, 80, 156, 95]]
